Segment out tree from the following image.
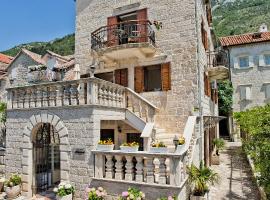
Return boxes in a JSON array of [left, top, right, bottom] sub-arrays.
[[218, 80, 233, 116]]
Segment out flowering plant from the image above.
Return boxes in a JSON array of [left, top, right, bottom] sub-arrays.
[[98, 138, 114, 145], [178, 136, 185, 145], [118, 187, 145, 200], [151, 141, 167, 148], [5, 174, 21, 187], [121, 142, 139, 147], [153, 20, 163, 30], [53, 182, 75, 197], [87, 187, 107, 200]]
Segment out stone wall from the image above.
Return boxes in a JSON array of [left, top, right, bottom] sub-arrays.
[[229, 42, 270, 112], [5, 106, 126, 199], [7, 53, 39, 87], [75, 0, 216, 135]]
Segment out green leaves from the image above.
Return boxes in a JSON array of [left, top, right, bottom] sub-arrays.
[[0, 103, 7, 123], [234, 104, 270, 198], [218, 80, 233, 116]]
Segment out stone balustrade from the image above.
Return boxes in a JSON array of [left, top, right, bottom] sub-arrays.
[[92, 150, 188, 187]]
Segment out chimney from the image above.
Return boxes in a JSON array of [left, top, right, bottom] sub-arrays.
[[259, 23, 268, 32]]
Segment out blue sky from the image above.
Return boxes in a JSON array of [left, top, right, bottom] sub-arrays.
[[0, 0, 75, 51]]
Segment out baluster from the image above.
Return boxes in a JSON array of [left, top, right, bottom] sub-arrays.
[[169, 157, 181, 186], [159, 157, 167, 184], [125, 155, 134, 181], [70, 83, 79, 105], [111, 87, 116, 107], [135, 156, 143, 182], [107, 86, 112, 106], [114, 155, 124, 180], [13, 90, 18, 109], [63, 85, 70, 106], [56, 85, 63, 106], [105, 155, 114, 179], [153, 157, 160, 183], [7, 90, 12, 109], [36, 88, 42, 107], [79, 81, 86, 105], [49, 86, 56, 107], [24, 89, 30, 108], [42, 87, 48, 107], [29, 89, 36, 108], [115, 88, 119, 108], [145, 157, 154, 183], [19, 90, 25, 108], [98, 84, 104, 105], [145, 107, 149, 122], [139, 100, 143, 118]]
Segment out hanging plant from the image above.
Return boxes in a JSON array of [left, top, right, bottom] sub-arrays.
[[153, 20, 163, 30]]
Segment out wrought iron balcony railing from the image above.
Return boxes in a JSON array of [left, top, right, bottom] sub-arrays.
[[207, 50, 229, 68], [91, 20, 155, 50]]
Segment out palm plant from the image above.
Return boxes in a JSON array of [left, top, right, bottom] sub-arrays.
[[187, 162, 219, 196], [213, 138, 225, 156]]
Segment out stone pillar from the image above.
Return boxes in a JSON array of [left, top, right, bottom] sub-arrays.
[[114, 155, 123, 180], [124, 155, 133, 181], [135, 156, 143, 182]]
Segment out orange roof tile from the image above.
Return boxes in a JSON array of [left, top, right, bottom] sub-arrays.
[[220, 32, 270, 47], [0, 53, 13, 64]]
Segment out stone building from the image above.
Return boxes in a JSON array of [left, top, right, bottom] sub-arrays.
[[220, 24, 270, 140], [4, 0, 228, 199], [0, 53, 13, 101]]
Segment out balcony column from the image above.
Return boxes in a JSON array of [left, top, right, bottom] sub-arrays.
[[49, 86, 56, 107], [70, 83, 78, 106], [42, 87, 48, 107], [124, 155, 134, 181], [114, 155, 123, 180], [79, 81, 85, 105], [56, 85, 63, 106], [36, 88, 42, 108], [63, 85, 70, 106], [105, 154, 114, 179], [159, 157, 167, 184], [24, 89, 30, 109], [29, 88, 36, 108], [135, 156, 143, 182]]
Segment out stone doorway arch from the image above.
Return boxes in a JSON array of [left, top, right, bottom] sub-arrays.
[[22, 113, 70, 198]]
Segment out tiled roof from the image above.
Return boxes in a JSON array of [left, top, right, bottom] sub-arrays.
[[63, 68, 75, 81], [22, 49, 46, 65], [0, 53, 13, 64], [220, 32, 270, 47], [46, 50, 71, 62], [57, 59, 75, 70]]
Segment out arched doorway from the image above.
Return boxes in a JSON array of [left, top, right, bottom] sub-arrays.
[[33, 123, 60, 194]]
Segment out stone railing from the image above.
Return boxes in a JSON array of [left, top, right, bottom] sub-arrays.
[[92, 150, 188, 187], [6, 78, 158, 123], [126, 88, 157, 123], [6, 78, 126, 110]]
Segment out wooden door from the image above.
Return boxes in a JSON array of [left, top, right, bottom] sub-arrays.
[[115, 68, 128, 87], [107, 16, 118, 47]]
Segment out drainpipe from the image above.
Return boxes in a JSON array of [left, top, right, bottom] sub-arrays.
[[195, 0, 204, 162]]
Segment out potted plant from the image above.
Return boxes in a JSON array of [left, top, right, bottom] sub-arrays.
[[212, 138, 225, 165], [120, 142, 139, 152], [87, 187, 107, 200], [150, 141, 168, 153], [187, 162, 219, 200], [96, 138, 114, 151], [53, 182, 75, 200], [5, 174, 21, 199], [192, 107, 200, 116], [118, 187, 145, 200], [175, 136, 185, 153]]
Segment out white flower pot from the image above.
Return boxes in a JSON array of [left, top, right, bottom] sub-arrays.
[[5, 185, 21, 199], [96, 144, 114, 151], [190, 193, 208, 200], [175, 144, 185, 153], [57, 193, 73, 200], [120, 146, 139, 152], [149, 147, 168, 153]]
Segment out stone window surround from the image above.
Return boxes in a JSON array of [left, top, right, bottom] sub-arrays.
[[263, 83, 270, 99], [259, 51, 270, 67], [239, 84, 252, 101], [234, 54, 253, 69], [21, 112, 70, 198]]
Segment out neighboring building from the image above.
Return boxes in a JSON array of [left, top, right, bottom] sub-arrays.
[[220, 24, 270, 140], [0, 53, 13, 101], [4, 1, 228, 199]]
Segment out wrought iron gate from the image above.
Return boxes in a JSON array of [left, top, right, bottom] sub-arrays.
[[33, 123, 60, 193]]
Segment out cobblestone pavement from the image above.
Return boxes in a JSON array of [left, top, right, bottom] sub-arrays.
[[209, 142, 260, 200]]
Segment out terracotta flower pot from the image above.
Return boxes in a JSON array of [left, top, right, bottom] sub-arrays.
[[57, 193, 73, 200], [211, 154, 220, 165], [5, 185, 21, 199]]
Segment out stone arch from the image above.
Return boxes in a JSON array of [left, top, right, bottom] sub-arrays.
[[21, 112, 70, 198]]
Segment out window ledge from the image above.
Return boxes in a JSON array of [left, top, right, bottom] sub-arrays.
[[233, 66, 253, 70]]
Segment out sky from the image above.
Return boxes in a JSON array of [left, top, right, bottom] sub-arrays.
[[0, 0, 76, 51]]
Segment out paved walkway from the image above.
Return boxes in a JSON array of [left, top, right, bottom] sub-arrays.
[[209, 142, 260, 200]]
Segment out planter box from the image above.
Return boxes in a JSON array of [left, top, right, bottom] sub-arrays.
[[211, 154, 220, 165], [5, 185, 21, 199], [149, 147, 168, 153], [120, 146, 139, 152], [57, 193, 73, 200], [96, 144, 114, 151], [190, 193, 208, 200], [175, 144, 185, 153]]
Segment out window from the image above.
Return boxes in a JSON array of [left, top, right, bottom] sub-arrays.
[[265, 84, 270, 99], [239, 57, 249, 68], [134, 63, 171, 93], [95, 72, 114, 83], [201, 21, 208, 50], [100, 129, 115, 143], [264, 54, 270, 66], [204, 73, 211, 97], [115, 68, 128, 87], [127, 133, 143, 151], [240, 86, 251, 100]]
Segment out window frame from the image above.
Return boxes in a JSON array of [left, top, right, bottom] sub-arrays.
[[264, 54, 270, 66], [239, 85, 252, 101], [238, 56, 249, 68]]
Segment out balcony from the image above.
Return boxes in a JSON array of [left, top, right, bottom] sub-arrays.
[[91, 20, 156, 62], [207, 50, 229, 81]]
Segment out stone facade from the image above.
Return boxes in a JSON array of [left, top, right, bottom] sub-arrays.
[[228, 41, 270, 112]]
